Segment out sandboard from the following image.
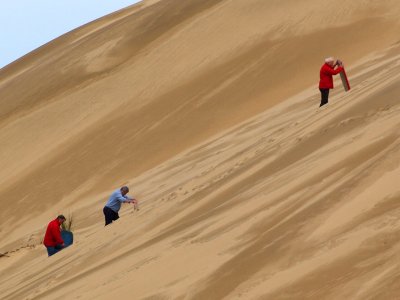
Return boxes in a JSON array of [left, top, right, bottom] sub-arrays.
[[339, 68, 351, 91], [61, 230, 73, 248]]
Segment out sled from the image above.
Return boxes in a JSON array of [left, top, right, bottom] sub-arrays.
[[340, 68, 351, 91], [61, 230, 73, 247]]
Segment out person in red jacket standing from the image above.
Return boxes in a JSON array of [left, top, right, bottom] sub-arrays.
[[43, 215, 66, 256], [319, 57, 344, 107]]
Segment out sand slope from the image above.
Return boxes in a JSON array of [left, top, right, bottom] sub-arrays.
[[1, 0, 400, 299]]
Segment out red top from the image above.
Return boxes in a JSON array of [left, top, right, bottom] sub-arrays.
[[319, 63, 343, 89], [43, 219, 64, 247]]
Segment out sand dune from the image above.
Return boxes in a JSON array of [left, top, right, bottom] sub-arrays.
[[1, 0, 400, 299]]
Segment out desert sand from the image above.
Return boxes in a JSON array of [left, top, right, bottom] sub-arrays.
[[1, 0, 400, 299]]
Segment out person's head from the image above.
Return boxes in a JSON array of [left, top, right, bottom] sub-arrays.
[[57, 215, 66, 224], [325, 57, 336, 67], [120, 186, 129, 196]]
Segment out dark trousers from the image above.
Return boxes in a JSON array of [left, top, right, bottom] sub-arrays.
[[46, 244, 63, 257], [103, 206, 119, 226], [319, 88, 330, 107]]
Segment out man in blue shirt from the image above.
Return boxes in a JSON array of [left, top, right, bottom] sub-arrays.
[[103, 186, 138, 226]]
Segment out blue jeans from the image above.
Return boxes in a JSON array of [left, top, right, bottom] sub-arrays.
[[46, 244, 63, 256]]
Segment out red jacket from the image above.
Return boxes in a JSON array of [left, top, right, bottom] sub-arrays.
[[319, 63, 343, 89], [43, 219, 64, 247]]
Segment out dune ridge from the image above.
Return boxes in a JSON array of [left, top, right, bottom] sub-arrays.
[[1, 0, 400, 299]]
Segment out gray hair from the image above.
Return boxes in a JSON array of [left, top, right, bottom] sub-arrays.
[[325, 57, 335, 63]]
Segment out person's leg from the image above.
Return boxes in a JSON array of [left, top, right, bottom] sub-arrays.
[[104, 206, 114, 226], [46, 246, 57, 256], [319, 88, 330, 107], [46, 246, 62, 256], [112, 210, 119, 222], [104, 206, 119, 226]]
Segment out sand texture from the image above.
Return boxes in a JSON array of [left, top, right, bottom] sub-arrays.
[[1, 0, 400, 299]]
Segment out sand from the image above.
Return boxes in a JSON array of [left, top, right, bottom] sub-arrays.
[[1, 0, 400, 299]]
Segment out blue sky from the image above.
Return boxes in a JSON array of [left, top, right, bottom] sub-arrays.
[[0, 0, 141, 69]]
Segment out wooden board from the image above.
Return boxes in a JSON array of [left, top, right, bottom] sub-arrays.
[[340, 68, 351, 91]]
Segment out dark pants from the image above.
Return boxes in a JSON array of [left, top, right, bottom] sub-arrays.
[[46, 244, 63, 257], [319, 88, 330, 107], [103, 206, 119, 226]]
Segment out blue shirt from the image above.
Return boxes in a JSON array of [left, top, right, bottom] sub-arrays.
[[105, 189, 132, 213]]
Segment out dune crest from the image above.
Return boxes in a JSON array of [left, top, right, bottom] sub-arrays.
[[1, 0, 400, 299]]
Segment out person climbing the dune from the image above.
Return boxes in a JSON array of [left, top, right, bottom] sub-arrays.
[[319, 57, 344, 107], [103, 186, 138, 226], [43, 215, 66, 256]]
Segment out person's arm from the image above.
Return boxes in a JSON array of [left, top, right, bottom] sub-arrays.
[[129, 196, 139, 210], [52, 222, 64, 246], [125, 195, 137, 204], [116, 192, 136, 204], [325, 66, 343, 75], [124, 194, 139, 207]]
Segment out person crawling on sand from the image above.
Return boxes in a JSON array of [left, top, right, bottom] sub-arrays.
[[103, 186, 138, 226], [43, 215, 66, 256], [319, 57, 344, 107]]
